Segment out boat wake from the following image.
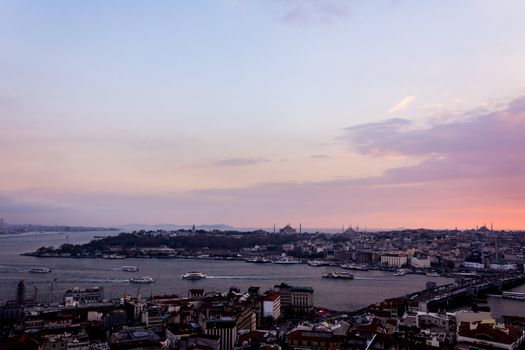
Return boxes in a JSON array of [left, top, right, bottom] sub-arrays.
[[353, 277, 391, 281], [208, 275, 314, 280], [27, 278, 130, 284]]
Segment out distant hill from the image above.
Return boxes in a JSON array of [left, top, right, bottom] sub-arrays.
[[117, 223, 236, 231], [0, 220, 118, 234]]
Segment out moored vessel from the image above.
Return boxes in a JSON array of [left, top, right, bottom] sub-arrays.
[[272, 257, 302, 264], [245, 257, 272, 264], [340, 263, 369, 271], [103, 254, 126, 259], [393, 269, 410, 276], [307, 260, 328, 267]]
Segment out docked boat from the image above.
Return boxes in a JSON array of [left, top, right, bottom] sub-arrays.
[[245, 257, 272, 264], [426, 271, 441, 277], [103, 254, 126, 259], [323, 271, 354, 280], [393, 269, 409, 276], [181, 271, 207, 280], [121, 265, 139, 272], [308, 260, 329, 267], [272, 257, 302, 264], [501, 291, 525, 301], [129, 276, 155, 283], [29, 267, 52, 273], [340, 263, 369, 271]]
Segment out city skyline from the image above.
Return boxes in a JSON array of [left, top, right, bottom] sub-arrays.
[[2, 1, 525, 229]]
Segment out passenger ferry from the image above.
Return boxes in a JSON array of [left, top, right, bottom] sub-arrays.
[[120, 265, 139, 272], [103, 254, 126, 259], [323, 271, 354, 280], [272, 257, 302, 264], [340, 263, 369, 271], [245, 257, 272, 264], [181, 271, 207, 280], [29, 267, 52, 273], [426, 271, 441, 277], [307, 260, 329, 267], [129, 276, 155, 283], [393, 269, 410, 276]]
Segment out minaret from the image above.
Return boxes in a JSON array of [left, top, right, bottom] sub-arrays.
[[299, 223, 302, 234], [192, 224, 195, 234], [273, 224, 275, 234]]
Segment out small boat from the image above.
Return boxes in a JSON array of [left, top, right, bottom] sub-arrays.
[[29, 267, 52, 273], [307, 260, 329, 267], [323, 271, 354, 280], [121, 266, 139, 272], [103, 254, 126, 259], [393, 269, 409, 276], [426, 271, 441, 277], [272, 257, 302, 264], [130, 276, 155, 283], [181, 271, 207, 280], [340, 263, 369, 271], [245, 257, 272, 264]]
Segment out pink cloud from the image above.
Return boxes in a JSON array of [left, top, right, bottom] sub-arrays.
[[3, 96, 525, 229]]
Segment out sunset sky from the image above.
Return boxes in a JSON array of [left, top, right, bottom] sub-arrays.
[[2, 1, 525, 229]]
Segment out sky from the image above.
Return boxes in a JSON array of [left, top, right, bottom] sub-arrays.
[[1, 0, 525, 229]]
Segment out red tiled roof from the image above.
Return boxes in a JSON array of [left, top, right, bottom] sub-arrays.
[[288, 329, 333, 343], [458, 323, 523, 345], [264, 293, 280, 302], [238, 330, 268, 343]]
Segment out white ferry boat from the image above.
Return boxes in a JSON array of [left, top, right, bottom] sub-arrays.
[[29, 267, 52, 273], [129, 276, 155, 283], [272, 257, 302, 264], [245, 257, 272, 264], [393, 269, 410, 276], [121, 265, 139, 272], [307, 260, 328, 267], [103, 254, 126, 259], [340, 263, 369, 271], [181, 272, 207, 280], [323, 271, 354, 280]]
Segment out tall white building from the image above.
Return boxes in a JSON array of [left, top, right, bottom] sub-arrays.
[[381, 254, 408, 267], [262, 293, 281, 320]]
